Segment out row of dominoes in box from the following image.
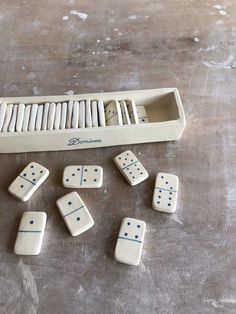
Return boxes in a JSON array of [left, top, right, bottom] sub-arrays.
[[0, 100, 149, 132], [10, 150, 179, 265]]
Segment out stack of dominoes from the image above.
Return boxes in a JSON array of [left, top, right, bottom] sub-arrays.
[[0, 100, 149, 132], [9, 150, 178, 266]]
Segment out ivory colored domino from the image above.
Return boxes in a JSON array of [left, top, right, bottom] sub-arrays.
[[8, 162, 49, 202], [60, 102, 67, 129], [63, 165, 103, 188], [98, 100, 106, 127], [105, 100, 123, 126], [14, 211, 47, 255], [54, 103, 61, 130], [79, 100, 85, 128], [22, 105, 31, 132], [115, 217, 146, 266], [114, 150, 149, 186], [120, 100, 131, 125], [28, 103, 38, 131], [152, 172, 179, 213], [91, 100, 98, 127], [9, 105, 18, 132], [42, 102, 49, 130], [16, 104, 25, 132], [47, 103, 56, 130], [136, 105, 149, 123], [72, 101, 79, 128], [85, 100, 92, 127], [126, 100, 139, 124], [66, 100, 73, 129], [2, 104, 13, 132], [35, 105, 43, 131], [0, 103, 7, 131], [56, 191, 94, 236]]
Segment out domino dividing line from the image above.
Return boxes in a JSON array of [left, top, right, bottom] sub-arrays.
[[19, 175, 36, 185], [155, 187, 177, 193], [118, 236, 142, 244], [63, 205, 84, 218], [121, 161, 138, 170]]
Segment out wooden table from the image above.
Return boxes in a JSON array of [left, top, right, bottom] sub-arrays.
[[0, 1, 236, 313]]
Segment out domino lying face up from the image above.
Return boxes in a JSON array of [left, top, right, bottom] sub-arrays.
[[115, 217, 146, 266]]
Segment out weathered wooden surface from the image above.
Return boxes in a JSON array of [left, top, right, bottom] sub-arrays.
[[0, 1, 236, 313]]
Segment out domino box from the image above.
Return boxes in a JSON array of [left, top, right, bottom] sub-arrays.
[[0, 88, 186, 153]]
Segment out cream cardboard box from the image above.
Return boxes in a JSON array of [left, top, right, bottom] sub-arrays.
[[0, 88, 186, 153]]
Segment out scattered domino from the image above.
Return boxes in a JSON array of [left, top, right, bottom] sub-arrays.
[[42, 102, 49, 130], [0, 103, 7, 131], [120, 100, 131, 125], [28, 103, 38, 131], [22, 105, 31, 132], [79, 100, 85, 128], [91, 100, 98, 127], [114, 217, 146, 266], [114, 150, 149, 186], [85, 100, 92, 127], [136, 105, 149, 123], [35, 105, 43, 131], [126, 100, 139, 124], [54, 103, 61, 130], [72, 101, 79, 128], [8, 162, 49, 202], [98, 100, 106, 127], [2, 104, 13, 132], [9, 105, 18, 132], [56, 191, 94, 236], [14, 211, 47, 255], [16, 104, 25, 132], [105, 100, 123, 126], [63, 165, 103, 188], [152, 172, 179, 213], [66, 100, 73, 129], [47, 103, 56, 130], [60, 102, 67, 129]]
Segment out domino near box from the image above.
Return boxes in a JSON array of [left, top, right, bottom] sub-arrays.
[[0, 88, 186, 153]]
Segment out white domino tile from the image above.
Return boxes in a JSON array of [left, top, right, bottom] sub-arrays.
[[63, 165, 103, 188], [98, 100, 106, 127], [0, 103, 7, 131], [60, 102, 67, 129], [91, 100, 98, 127], [85, 100, 92, 127], [114, 150, 149, 186], [42, 102, 49, 131], [8, 162, 49, 202], [56, 191, 94, 236], [54, 103, 61, 130], [136, 105, 149, 123], [105, 100, 123, 126], [79, 100, 85, 128], [35, 105, 43, 131], [126, 100, 139, 124], [14, 211, 47, 255], [47, 103, 56, 130], [120, 100, 131, 125], [72, 101, 79, 128], [16, 104, 25, 132], [115, 217, 146, 266], [66, 100, 74, 129], [22, 105, 31, 132], [28, 104, 38, 131], [2, 104, 13, 132], [152, 172, 179, 213], [9, 105, 18, 132]]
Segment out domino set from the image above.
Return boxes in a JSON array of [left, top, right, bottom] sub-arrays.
[[0, 88, 186, 153], [10, 150, 180, 266]]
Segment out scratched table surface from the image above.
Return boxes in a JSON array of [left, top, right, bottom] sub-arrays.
[[0, 0, 236, 313]]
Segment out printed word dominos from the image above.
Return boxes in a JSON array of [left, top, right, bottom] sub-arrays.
[[115, 218, 146, 266], [114, 150, 149, 186], [63, 165, 103, 188], [8, 162, 49, 201], [56, 191, 94, 236], [14, 212, 47, 255], [152, 172, 179, 213]]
